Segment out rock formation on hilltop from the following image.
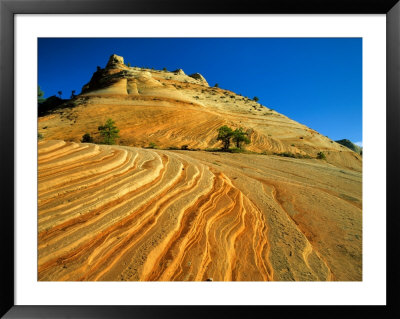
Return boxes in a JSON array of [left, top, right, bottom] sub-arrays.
[[173, 68, 185, 75], [106, 53, 125, 68], [188, 72, 209, 86]]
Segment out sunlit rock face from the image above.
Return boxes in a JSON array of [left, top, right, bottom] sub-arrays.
[[37, 54, 363, 281], [106, 54, 125, 69]]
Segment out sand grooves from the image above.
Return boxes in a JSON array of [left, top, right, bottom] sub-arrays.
[[38, 140, 273, 281]]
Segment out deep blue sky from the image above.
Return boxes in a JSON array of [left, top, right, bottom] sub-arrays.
[[38, 38, 362, 144]]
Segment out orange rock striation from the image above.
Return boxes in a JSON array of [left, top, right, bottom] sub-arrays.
[[38, 140, 362, 281]]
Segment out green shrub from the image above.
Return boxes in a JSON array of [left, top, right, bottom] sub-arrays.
[[230, 147, 243, 153], [281, 152, 296, 158], [298, 154, 312, 159], [81, 133, 94, 143], [317, 151, 326, 159], [38, 132, 43, 140], [205, 148, 222, 152], [181, 145, 189, 150], [253, 96, 259, 102], [148, 142, 157, 149], [274, 152, 313, 159]]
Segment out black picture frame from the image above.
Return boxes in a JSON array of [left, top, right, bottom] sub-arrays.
[[1, 0, 399, 318]]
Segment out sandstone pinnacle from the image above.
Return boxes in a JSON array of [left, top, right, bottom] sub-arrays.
[[173, 69, 185, 75], [189, 73, 208, 86], [106, 54, 125, 69]]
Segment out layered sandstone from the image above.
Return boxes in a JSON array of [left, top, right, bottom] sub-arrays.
[[38, 140, 361, 281], [37, 54, 362, 281], [38, 54, 362, 172]]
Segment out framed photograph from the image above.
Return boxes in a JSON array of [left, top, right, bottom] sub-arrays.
[[1, 0, 399, 317]]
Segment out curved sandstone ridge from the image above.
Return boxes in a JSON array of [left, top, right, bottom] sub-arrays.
[[38, 140, 362, 281], [38, 54, 362, 172]]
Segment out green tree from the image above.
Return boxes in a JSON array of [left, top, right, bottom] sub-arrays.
[[70, 90, 76, 99], [81, 133, 94, 143], [232, 128, 250, 149], [217, 125, 233, 151], [38, 85, 46, 103], [253, 96, 259, 102], [214, 83, 219, 88], [38, 85, 44, 98], [58, 91, 62, 99], [127, 62, 131, 67], [98, 119, 120, 145]]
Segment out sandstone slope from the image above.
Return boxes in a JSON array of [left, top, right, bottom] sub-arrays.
[[38, 54, 362, 172], [38, 140, 362, 281]]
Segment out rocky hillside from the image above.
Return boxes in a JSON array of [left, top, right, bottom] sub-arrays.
[[38, 54, 362, 172]]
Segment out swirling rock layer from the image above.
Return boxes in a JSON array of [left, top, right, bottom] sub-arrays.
[[38, 140, 362, 281]]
